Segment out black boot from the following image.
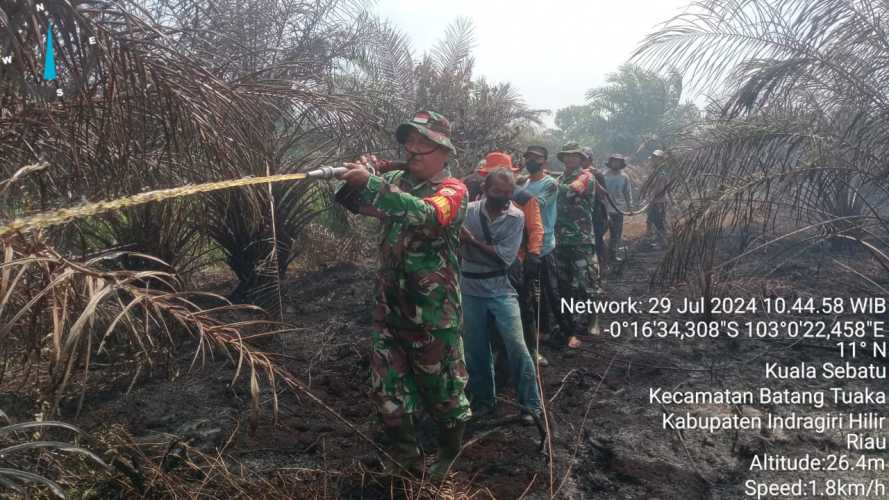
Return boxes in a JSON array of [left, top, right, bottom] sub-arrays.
[[428, 421, 465, 482]]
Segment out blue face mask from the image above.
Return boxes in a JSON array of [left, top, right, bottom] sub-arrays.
[[525, 159, 542, 173]]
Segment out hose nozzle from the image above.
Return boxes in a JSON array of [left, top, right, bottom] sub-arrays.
[[306, 159, 402, 180], [305, 166, 348, 180]]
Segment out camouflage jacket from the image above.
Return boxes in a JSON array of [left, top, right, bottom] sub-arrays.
[[357, 167, 468, 330], [556, 168, 597, 247]]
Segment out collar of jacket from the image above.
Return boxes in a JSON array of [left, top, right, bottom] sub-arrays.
[[560, 167, 583, 182], [404, 166, 452, 192]]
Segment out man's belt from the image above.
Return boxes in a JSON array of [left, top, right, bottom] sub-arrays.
[[462, 269, 508, 279]]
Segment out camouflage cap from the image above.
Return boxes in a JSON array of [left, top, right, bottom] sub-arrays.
[[556, 142, 585, 161], [581, 147, 594, 161], [395, 110, 457, 154]]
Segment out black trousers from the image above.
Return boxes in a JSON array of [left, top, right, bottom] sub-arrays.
[[592, 201, 608, 266], [521, 251, 575, 346]]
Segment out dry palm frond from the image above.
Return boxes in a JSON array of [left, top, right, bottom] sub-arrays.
[[414, 18, 545, 171], [0, 233, 286, 419], [0, 419, 108, 498], [1, 0, 384, 305], [634, 0, 889, 288]]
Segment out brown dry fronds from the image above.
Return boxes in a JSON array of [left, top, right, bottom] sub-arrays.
[[630, 0, 889, 294], [0, 232, 284, 419]]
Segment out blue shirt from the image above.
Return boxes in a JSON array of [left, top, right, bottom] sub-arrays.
[[518, 175, 558, 256], [461, 200, 525, 298], [604, 170, 632, 214]]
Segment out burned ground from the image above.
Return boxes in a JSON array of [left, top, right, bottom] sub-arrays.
[[5, 221, 887, 499]]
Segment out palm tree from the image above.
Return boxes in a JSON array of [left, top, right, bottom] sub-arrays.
[[556, 65, 699, 163], [0, 0, 390, 416], [1, 0, 392, 308], [415, 18, 545, 172], [632, 0, 889, 287]]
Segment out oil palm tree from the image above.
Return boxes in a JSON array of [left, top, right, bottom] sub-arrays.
[[633, 0, 889, 287]]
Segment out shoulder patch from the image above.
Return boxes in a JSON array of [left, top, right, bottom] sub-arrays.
[[424, 178, 467, 226], [570, 171, 593, 193]]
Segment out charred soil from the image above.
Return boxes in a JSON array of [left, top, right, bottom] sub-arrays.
[[12, 225, 889, 499]]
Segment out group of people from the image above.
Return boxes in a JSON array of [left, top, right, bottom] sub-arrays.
[[333, 110, 672, 481]]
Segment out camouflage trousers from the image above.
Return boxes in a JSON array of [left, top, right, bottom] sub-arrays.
[[370, 323, 472, 428], [555, 244, 601, 336]]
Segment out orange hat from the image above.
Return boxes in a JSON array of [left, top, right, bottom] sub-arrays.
[[479, 152, 518, 174]]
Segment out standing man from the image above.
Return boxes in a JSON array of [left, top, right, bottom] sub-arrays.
[[583, 147, 610, 270], [480, 152, 545, 365], [516, 146, 572, 363], [467, 152, 545, 381], [643, 149, 673, 248], [336, 110, 470, 480], [555, 142, 601, 348], [603, 154, 633, 262], [460, 168, 542, 423]]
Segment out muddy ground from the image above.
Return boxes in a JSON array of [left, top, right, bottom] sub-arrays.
[[8, 220, 889, 499]]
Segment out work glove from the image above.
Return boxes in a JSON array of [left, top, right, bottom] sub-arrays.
[[524, 253, 542, 277]]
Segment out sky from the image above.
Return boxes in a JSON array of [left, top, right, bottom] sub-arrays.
[[374, 0, 692, 127]]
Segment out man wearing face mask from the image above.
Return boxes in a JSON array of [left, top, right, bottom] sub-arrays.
[[555, 142, 601, 349], [517, 146, 573, 362], [335, 110, 470, 481], [460, 168, 542, 423]]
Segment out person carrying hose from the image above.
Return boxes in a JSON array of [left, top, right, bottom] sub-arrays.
[[335, 110, 470, 481], [554, 142, 602, 348]]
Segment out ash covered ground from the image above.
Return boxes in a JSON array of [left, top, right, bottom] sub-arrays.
[[16, 225, 887, 499]]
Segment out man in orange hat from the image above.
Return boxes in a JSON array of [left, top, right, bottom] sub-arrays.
[[461, 167, 542, 424], [477, 152, 546, 371], [477, 152, 544, 264]]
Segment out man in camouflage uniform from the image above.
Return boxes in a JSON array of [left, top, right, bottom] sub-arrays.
[[336, 110, 470, 480], [554, 142, 601, 348]]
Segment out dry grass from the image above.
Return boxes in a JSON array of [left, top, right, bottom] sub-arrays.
[[73, 423, 494, 499]]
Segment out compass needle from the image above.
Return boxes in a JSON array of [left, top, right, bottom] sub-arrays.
[[4, 4, 101, 101], [43, 21, 56, 81]]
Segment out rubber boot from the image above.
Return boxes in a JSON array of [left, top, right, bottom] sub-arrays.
[[384, 415, 421, 475], [428, 421, 465, 482]]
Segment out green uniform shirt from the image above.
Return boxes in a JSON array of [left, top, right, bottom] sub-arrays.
[[359, 167, 468, 330], [556, 168, 597, 247]]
